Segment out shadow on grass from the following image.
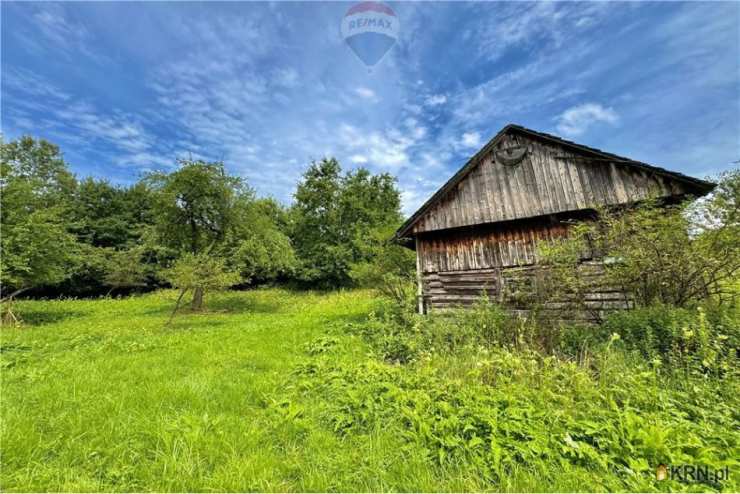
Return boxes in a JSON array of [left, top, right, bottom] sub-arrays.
[[0, 344, 32, 354], [206, 293, 284, 314], [163, 316, 229, 331], [11, 309, 89, 327], [144, 292, 284, 318], [323, 311, 369, 326]]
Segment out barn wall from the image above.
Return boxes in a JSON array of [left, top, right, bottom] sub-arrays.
[[412, 133, 690, 234], [417, 218, 571, 273], [416, 219, 630, 320], [421, 262, 631, 321]]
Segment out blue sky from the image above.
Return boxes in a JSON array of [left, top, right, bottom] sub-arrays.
[[2, 1, 739, 214]]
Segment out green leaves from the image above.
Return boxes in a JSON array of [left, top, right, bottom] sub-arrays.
[[147, 159, 248, 256], [1, 137, 81, 297], [164, 253, 240, 294], [539, 175, 740, 312], [290, 158, 404, 287]]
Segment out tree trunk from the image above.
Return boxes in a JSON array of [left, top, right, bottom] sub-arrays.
[[1, 287, 28, 326], [191, 287, 204, 311], [0, 287, 29, 304], [2, 304, 20, 326], [166, 288, 189, 326]]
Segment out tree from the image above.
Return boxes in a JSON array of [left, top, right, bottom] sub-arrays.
[[349, 224, 416, 306], [226, 199, 296, 283], [539, 173, 740, 314], [147, 160, 245, 309], [0, 136, 76, 207], [291, 158, 347, 285], [0, 137, 81, 322], [148, 159, 295, 309], [57, 179, 157, 296], [103, 247, 149, 296], [163, 253, 240, 323], [147, 160, 246, 256], [71, 178, 154, 249], [291, 158, 404, 287]]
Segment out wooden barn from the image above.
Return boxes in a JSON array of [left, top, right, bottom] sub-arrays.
[[394, 124, 715, 316]]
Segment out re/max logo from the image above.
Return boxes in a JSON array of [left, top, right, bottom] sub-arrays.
[[657, 464, 730, 483], [347, 18, 393, 31]]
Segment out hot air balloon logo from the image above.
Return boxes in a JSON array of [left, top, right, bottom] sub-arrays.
[[341, 2, 399, 68]]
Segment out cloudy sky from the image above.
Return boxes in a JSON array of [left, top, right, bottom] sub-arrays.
[[2, 1, 739, 214]]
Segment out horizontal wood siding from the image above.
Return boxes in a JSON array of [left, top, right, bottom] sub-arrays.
[[412, 133, 689, 234], [422, 262, 631, 321]]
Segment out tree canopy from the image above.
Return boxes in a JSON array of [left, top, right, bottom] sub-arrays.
[[290, 158, 404, 287]]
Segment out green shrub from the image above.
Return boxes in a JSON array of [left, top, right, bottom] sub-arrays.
[[349, 296, 516, 363], [455, 295, 511, 347], [346, 302, 420, 363], [602, 304, 739, 376], [556, 323, 606, 358]]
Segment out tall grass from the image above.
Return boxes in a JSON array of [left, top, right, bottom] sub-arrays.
[[1, 289, 738, 491]]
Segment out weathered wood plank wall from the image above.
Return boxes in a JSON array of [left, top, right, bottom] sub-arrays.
[[416, 217, 631, 318], [417, 219, 570, 273], [421, 262, 632, 319], [412, 134, 689, 234]]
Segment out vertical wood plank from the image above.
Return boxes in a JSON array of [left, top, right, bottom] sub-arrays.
[[415, 236, 424, 314]]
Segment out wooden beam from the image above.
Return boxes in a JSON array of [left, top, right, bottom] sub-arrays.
[[415, 236, 424, 315]]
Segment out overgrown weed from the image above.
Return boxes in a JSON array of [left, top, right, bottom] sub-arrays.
[[298, 295, 740, 491]]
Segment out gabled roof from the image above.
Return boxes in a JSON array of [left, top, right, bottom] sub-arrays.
[[395, 124, 716, 239]]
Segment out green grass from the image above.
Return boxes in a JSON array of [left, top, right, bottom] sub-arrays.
[[1, 289, 738, 492], [1, 289, 381, 491]]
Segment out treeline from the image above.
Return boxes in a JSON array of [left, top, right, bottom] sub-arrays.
[[0, 136, 414, 310]]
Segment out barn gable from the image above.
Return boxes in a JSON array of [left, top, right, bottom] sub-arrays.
[[396, 124, 715, 238]]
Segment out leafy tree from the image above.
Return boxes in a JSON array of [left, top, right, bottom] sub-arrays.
[[539, 173, 740, 314], [0, 136, 81, 322], [291, 158, 403, 287], [103, 247, 149, 296], [163, 253, 240, 323], [148, 159, 295, 309], [226, 199, 296, 283], [56, 179, 156, 296], [0, 136, 76, 207], [349, 224, 416, 306], [147, 160, 247, 256], [147, 160, 245, 309], [291, 158, 346, 285], [71, 178, 154, 249]]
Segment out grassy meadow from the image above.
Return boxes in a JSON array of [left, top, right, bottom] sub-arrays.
[[1, 289, 738, 492]]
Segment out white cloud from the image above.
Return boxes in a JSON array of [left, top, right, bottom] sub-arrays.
[[555, 103, 619, 137], [3, 69, 172, 171], [5, 1, 736, 211], [425, 94, 447, 106], [338, 124, 413, 168], [354, 87, 378, 100], [34, 7, 88, 46], [460, 131, 482, 149], [29, 5, 107, 63], [272, 67, 299, 88], [400, 189, 421, 216]]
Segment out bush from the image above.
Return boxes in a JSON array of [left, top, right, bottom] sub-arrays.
[[539, 172, 740, 315], [293, 286, 739, 490], [602, 304, 739, 375], [349, 296, 516, 363]]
